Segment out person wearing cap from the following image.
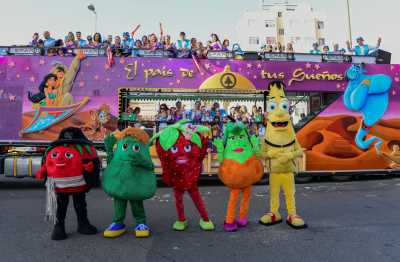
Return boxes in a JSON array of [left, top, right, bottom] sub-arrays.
[[122, 32, 132, 49], [346, 36, 382, 56], [309, 42, 321, 54]]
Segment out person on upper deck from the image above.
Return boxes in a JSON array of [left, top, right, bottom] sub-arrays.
[[322, 45, 330, 54], [177, 32, 191, 50], [86, 35, 94, 48], [210, 33, 222, 50], [222, 39, 230, 51], [346, 36, 381, 56], [65, 32, 76, 48], [332, 43, 346, 55], [75, 31, 87, 48], [310, 43, 321, 54], [30, 33, 40, 47], [286, 42, 294, 53], [43, 31, 56, 48], [92, 33, 103, 48]]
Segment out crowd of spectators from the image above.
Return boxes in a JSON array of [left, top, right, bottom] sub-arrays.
[[309, 36, 381, 56], [27, 24, 381, 58], [124, 101, 265, 137], [261, 36, 382, 56], [28, 24, 231, 58]]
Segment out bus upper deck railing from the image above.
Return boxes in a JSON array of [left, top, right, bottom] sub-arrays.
[[0, 46, 390, 64]]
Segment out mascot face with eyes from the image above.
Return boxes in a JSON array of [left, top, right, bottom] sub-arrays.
[[265, 81, 296, 147], [45, 146, 83, 177], [103, 128, 156, 201]]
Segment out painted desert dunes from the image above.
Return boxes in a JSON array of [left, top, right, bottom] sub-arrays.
[[297, 115, 400, 171]]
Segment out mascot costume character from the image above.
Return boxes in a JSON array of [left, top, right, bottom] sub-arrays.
[[213, 121, 263, 232], [102, 127, 156, 238], [36, 127, 100, 240], [259, 81, 307, 229], [151, 120, 215, 231]]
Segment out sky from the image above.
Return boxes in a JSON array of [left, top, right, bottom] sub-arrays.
[[1, 0, 399, 62]]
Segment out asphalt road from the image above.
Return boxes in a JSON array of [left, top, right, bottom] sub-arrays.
[[1, 177, 400, 262]]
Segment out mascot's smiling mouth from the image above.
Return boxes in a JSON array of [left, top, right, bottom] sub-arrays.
[[55, 163, 66, 167], [234, 147, 244, 153], [271, 121, 288, 128], [175, 157, 189, 165]]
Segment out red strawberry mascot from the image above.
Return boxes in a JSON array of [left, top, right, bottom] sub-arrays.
[[36, 127, 100, 240], [151, 121, 215, 231]]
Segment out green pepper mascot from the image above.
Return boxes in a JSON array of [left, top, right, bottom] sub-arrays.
[[102, 127, 156, 238], [213, 121, 263, 232]]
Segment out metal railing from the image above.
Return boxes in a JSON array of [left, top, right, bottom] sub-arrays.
[[0, 46, 384, 63]]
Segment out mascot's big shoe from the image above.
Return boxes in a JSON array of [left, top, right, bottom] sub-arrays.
[[213, 121, 263, 232], [259, 81, 307, 229], [151, 120, 214, 231], [102, 128, 156, 238]]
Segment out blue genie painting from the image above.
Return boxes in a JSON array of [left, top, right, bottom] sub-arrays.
[[343, 64, 393, 151]]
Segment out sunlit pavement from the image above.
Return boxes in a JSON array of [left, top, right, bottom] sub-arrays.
[[1, 177, 400, 262]]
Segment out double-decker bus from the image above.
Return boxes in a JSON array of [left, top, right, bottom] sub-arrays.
[[0, 47, 398, 179]]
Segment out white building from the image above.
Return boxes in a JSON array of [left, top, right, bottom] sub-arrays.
[[236, 0, 326, 52]]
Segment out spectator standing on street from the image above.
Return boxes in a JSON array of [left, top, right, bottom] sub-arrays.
[[75, 31, 87, 48], [346, 36, 381, 56], [43, 31, 56, 48]]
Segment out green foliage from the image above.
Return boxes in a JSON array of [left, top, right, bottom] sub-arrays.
[[159, 128, 180, 151]]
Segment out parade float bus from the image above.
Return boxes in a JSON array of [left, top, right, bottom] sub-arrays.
[[0, 47, 399, 180]]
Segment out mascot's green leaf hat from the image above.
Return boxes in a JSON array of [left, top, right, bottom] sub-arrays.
[[150, 120, 210, 150]]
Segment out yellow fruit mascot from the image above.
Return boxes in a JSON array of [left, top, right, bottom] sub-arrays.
[[259, 80, 307, 229]]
